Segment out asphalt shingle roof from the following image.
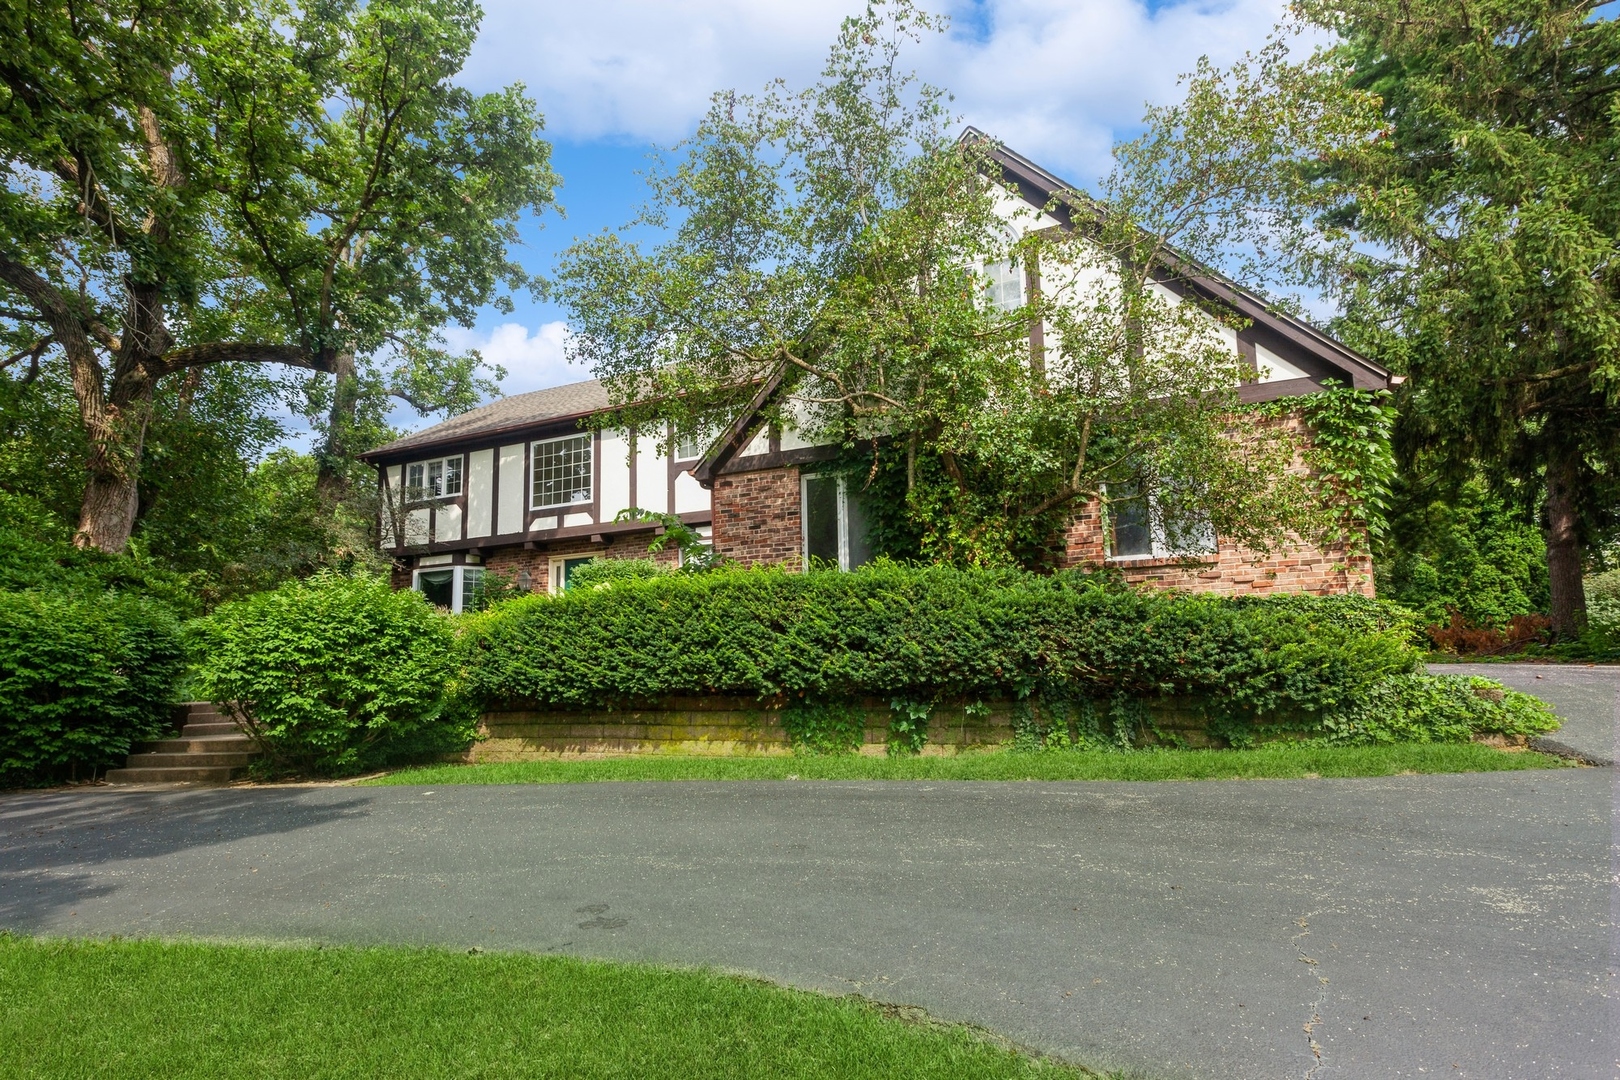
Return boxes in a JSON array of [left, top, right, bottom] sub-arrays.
[[366, 378, 610, 458]]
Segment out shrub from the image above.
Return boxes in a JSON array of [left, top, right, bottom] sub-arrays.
[[1378, 480, 1548, 629], [0, 591, 184, 784], [1587, 570, 1620, 645], [1321, 674, 1559, 745], [565, 557, 668, 591], [462, 563, 1422, 731], [189, 572, 476, 776]]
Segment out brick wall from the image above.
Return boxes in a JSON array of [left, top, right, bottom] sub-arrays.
[[481, 533, 681, 594], [711, 465, 803, 568], [1059, 499, 1374, 596], [1059, 411, 1375, 597]]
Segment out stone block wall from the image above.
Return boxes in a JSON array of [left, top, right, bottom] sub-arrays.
[[469, 696, 1313, 760], [711, 465, 803, 568], [474, 698, 1017, 760]]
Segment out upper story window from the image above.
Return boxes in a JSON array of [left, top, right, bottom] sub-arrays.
[[983, 257, 1025, 312], [531, 433, 593, 510], [405, 456, 462, 501]]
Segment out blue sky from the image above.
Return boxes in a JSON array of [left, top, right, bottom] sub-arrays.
[[386, 0, 1298, 434]]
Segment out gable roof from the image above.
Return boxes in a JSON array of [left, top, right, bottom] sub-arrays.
[[361, 378, 609, 462], [691, 131, 1393, 486], [366, 133, 1390, 475], [964, 127, 1390, 391]]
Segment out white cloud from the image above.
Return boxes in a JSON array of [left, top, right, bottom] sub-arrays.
[[465, 0, 1295, 182], [445, 320, 585, 396]]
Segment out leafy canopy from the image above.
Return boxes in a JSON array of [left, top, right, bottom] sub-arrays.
[[555, 1, 1354, 568]]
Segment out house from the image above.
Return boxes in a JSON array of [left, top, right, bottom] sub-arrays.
[[361, 135, 1393, 607]]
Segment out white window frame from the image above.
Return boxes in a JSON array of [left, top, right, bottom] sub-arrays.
[[980, 255, 1025, 313], [404, 455, 463, 501], [530, 433, 593, 511], [547, 555, 598, 595], [801, 474, 871, 571], [1102, 483, 1218, 562], [410, 565, 484, 614], [672, 424, 714, 462]]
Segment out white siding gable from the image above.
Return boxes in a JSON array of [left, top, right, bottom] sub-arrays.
[[598, 427, 633, 521]]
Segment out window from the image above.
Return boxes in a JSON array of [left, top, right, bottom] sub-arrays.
[[412, 566, 484, 613], [1105, 481, 1218, 560], [531, 433, 593, 509], [983, 257, 1024, 312], [404, 456, 463, 500], [673, 425, 714, 461], [802, 474, 873, 570]]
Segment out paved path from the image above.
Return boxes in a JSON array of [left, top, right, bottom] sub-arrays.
[[1, 675, 1614, 1079]]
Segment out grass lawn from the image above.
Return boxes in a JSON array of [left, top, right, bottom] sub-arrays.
[[0, 936, 1101, 1079], [370, 742, 1568, 786]]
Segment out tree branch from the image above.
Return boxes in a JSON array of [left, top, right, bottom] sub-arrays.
[[155, 342, 328, 377]]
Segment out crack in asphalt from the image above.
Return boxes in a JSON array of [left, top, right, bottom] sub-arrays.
[[1292, 913, 1332, 1079]]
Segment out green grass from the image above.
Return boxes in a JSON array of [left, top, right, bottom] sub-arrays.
[[369, 742, 1568, 786], [0, 936, 1104, 1079]]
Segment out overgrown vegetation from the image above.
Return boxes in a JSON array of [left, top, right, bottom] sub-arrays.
[[0, 936, 1100, 1080], [189, 572, 477, 776], [463, 564, 1420, 721], [461, 563, 1550, 751]]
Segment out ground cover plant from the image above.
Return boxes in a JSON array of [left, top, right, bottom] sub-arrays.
[[189, 572, 476, 776], [462, 563, 1551, 750], [373, 742, 1566, 787], [0, 936, 1102, 1080]]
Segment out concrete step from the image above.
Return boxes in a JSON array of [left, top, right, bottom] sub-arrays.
[[105, 765, 246, 784], [138, 736, 256, 754], [182, 721, 245, 737], [122, 750, 258, 768]]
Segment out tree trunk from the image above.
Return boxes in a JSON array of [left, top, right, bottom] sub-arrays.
[[315, 350, 358, 503], [1544, 443, 1587, 638], [73, 369, 157, 554]]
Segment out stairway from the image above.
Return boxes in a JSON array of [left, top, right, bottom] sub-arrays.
[[105, 702, 259, 784]]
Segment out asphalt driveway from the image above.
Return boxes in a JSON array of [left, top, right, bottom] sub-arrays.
[[1, 670, 1614, 1080]]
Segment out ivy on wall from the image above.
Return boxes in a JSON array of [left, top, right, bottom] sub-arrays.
[[1258, 384, 1397, 556]]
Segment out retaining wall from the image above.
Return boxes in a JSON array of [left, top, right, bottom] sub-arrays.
[[471, 696, 1298, 760]]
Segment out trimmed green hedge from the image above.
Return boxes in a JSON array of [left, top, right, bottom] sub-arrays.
[[0, 591, 185, 783], [464, 564, 1423, 728]]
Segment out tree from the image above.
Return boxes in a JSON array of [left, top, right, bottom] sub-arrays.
[[0, 0, 556, 552], [555, 1, 1332, 569], [1282, 0, 1620, 636]]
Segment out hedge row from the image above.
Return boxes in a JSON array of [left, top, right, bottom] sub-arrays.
[[463, 564, 1424, 723], [0, 591, 186, 782]]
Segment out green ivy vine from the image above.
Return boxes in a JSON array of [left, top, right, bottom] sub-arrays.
[[1258, 384, 1396, 556]]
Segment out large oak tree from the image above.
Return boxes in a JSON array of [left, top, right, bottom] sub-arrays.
[[0, 0, 556, 552]]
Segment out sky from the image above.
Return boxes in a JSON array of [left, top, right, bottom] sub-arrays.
[[387, 0, 1300, 436]]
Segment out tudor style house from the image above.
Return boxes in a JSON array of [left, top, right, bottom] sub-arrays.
[[362, 135, 1392, 609]]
